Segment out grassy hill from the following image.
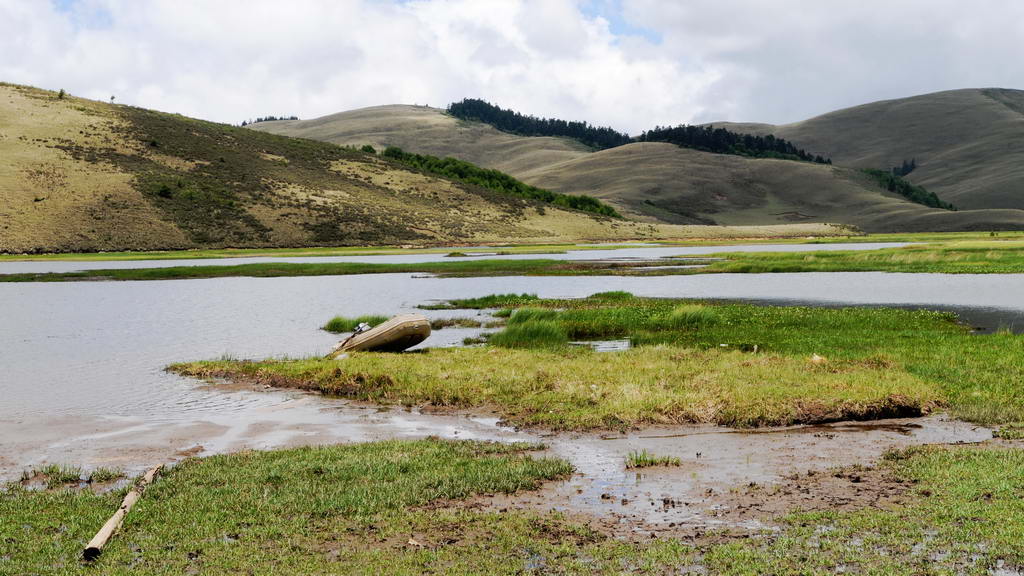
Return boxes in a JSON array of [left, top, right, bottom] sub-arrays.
[[4, 84, 799, 254], [711, 88, 1024, 211], [250, 104, 591, 176], [256, 102, 1024, 232], [519, 143, 1024, 231]]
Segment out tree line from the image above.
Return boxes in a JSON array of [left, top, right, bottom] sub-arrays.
[[891, 158, 917, 177], [447, 98, 632, 150], [447, 98, 830, 164], [639, 125, 830, 164], [381, 146, 621, 218], [863, 169, 955, 211], [241, 115, 299, 126]]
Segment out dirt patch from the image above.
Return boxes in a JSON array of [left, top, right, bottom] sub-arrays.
[[457, 460, 911, 542], [443, 415, 991, 538]]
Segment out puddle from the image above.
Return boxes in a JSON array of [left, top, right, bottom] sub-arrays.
[[569, 339, 631, 352], [490, 414, 991, 533]]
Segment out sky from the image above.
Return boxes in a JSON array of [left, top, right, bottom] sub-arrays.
[[2, 0, 1022, 134]]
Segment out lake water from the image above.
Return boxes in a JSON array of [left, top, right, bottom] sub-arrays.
[[0, 242, 910, 274], [1, 260, 1020, 506]]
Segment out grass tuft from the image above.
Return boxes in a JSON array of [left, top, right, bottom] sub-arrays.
[[429, 317, 484, 330], [587, 291, 635, 302], [419, 293, 539, 310], [323, 315, 390, 333], [487, 320, 569, 349], [625, 450, 681, 469], [507, 307, 561, 325], [994, 424, 1024, 440], [659, 304, 720, 330]]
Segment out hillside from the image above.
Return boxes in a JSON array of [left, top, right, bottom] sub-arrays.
[[1, 84, 749, 254], [256, 103, 1024, 232], [249, 105, 591, 176], [711, 89, 1024, 211], [519, 143, 1024, 231]]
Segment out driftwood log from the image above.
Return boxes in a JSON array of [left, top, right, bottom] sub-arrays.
[[83, 464, 162, 561]]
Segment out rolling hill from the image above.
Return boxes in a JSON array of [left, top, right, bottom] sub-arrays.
[[4, 84, 801, 254], [710, 88, 1024, 212], [254, 100, 1024, 232]]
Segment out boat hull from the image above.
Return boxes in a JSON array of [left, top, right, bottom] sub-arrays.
[[329, 314, 431, 355]]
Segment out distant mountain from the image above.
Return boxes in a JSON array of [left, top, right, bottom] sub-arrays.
[[709, 88, 1024, 212], [254, 94, 1024, 232], [0, 84, 699, 253]]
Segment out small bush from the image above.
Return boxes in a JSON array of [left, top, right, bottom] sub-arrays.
[[659, 305, 720, 330], [508, 307, 560, 325], [360, 144, 377, 154], [587, 291, 635, 302], [323, 315, 390, 333], [489, 320, 568, 349]]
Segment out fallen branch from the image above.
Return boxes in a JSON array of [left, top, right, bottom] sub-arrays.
[[83, 464, 162, 561]]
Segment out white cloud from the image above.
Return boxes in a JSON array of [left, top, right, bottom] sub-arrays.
[[624, 0, 1024, 123], [0, 0, 1022, 132]]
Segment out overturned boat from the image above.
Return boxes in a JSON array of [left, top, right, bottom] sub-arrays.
[[326, 314, 431, 357]]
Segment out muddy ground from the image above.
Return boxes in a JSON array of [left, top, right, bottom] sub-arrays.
[[1, 378, 992, 536]]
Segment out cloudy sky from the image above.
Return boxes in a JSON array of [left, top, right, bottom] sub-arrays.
[[2, 0, 1022, 133]]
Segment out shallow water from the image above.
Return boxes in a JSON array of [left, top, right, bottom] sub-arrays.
[[1, 270, 1021, 497], [0, 242, 909, 274]]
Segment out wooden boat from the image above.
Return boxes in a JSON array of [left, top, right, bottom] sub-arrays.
[[326, 314, 431, 356]]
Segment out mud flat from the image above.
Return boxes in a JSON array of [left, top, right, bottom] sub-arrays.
[[496, 415, 991, 536]]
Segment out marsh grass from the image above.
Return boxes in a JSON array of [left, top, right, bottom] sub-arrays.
[[625, 450, 682, 469], [487, 320, 568, 349], [507, 307, 561, 324], [659, 304, 720, 330], [17, 465, 123, 489], [172, 345, 939, 430], [323, 315, 390, 333], [708, 445, 1024, 574], [696, 239, 1024, 274], [7, 439, 691, 575], [419, 293, 539, 310], [177, 293, 1024, 427], [7, 438, 1024, 574], [429, 317, 484, 329], [994, 424, 1024, 440]]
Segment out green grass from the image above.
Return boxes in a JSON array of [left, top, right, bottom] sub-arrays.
[[173, 345, 939, 431], [18, 465, 124, 489], [6, 439, 699, 575], [709, 445, 1024, 574], [660, 304, 720, 330], [322, 315, 390, 334], [488, 319, 569, 349], [625, 450, 682, 469], [507, 307, 561, 324], [7, 438, 1023, 573], [175, 294, 1024, 428], [694, 239, 1024, 274], [419, 293, 540, 310], [994, 424, 1024, 440]]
